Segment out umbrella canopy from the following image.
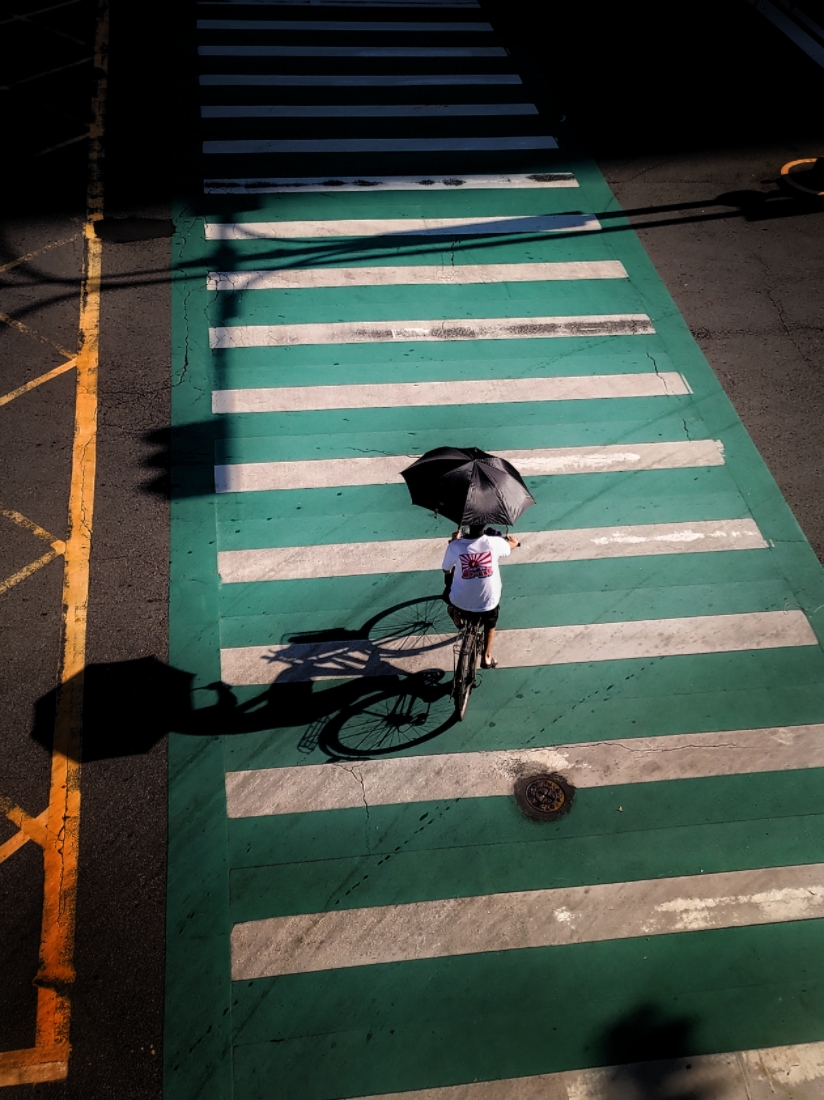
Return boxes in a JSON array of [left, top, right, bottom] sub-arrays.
[[401, 446, 536, 527]]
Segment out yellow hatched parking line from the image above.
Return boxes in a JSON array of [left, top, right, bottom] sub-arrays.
[[0, 358, 77, 408]]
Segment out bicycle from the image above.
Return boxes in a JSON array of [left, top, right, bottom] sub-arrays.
[[451, 611, 485, 720]]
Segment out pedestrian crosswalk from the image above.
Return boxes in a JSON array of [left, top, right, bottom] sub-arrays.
[[166, 3, 824, 1099]]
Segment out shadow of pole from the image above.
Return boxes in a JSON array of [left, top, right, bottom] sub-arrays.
[[2, 185, 821, 334]]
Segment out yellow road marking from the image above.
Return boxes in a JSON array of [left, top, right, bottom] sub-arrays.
[[0, 0, 108, 1083], [4, 10, 86, 44], [0, 310, 75, 359], [0, 801, 52, 854], [0, 549, 61, 596], [34, 133, 91, 159], [0, 233, 80, 275], [0, 0, 81, 26], [0, 359, 77, 407], [0, 803, 51, 865], [1, 56, 92, 92], [0, 832, 32, 865], [0, 503, 64, 550], [0, 1060, 67, 1086]]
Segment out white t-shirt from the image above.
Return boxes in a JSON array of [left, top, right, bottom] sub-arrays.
[[441, 534, 511, 613]]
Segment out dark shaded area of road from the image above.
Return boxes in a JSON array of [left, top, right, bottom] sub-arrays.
[[489, 0, 824, 559], [1, 0, 183, 1095]]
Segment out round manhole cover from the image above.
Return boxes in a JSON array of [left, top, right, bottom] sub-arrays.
[[514, 773, 575, 821]]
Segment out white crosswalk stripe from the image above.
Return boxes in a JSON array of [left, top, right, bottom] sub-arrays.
[[345, 1043, 824, 1100], [214, 441, 725, 493], [216, 520, 765, 583], [210, 314, 651, 348], [220, 611, 816, 685], [205, 213, 591, 238], [200, 0, 482, 6], [207, 260, 618, 289], [199, 44, 508, 55], [204, 135, 559, 153], [225, 723, 822, 817], [204, 171, 574, 192], [231, 864, 824, 979], [212, 372, 687, 412], [197, 19, 494, 30], [201, 103, 538, 117], [200, 73, 524, 86]]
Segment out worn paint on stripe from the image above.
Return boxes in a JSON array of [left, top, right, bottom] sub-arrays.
[[346, 1040, 824, 1100], [199, 44, 507, 55], [204, 135, 558, 154], [230, 863, 824, 979], [200, 0, 482, 6], [219, 610, 815, 685], [207, 259, 617, 290], [197, 19, 493, 29], [214, 440, 725, 493], [204, 171, 572, 193], [200, 73, 523, 86], [225, 723, 824, 817], [205, 213, 585, 239], [212, 372, 687, 413], [210, 314, 648, 349], [216, 519, 765, 583], [204, 172, 573, 193], [202, 103, 538, 117]]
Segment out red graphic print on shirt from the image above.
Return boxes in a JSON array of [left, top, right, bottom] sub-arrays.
[[460, 551, 493, 580]]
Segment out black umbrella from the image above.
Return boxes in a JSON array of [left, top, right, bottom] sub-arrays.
[[401, 446, 536, 527]]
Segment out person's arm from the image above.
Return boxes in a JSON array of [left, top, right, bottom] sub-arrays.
[[441, 543, 456, 600], [506, 534, 520, 548]]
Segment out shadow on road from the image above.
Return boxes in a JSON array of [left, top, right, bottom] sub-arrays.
[[2, 184, 822, 339], [591, 1002, 714, 1100], [30, 599, 458, 762]]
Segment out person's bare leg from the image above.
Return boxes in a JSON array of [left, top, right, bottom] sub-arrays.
[[483, 626, 497, 665]]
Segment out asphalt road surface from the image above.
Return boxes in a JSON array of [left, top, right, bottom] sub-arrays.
[[0, 0, 822, 1096]]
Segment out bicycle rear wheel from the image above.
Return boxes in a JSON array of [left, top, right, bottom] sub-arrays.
[[453, 621, 481, 721]]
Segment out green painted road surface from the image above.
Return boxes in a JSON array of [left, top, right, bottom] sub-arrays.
[[166, 6, 824, 1099]]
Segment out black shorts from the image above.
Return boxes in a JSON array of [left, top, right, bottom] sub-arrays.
[[449, 602, 500, 628]]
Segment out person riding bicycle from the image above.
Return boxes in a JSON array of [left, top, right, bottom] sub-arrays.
[[441, 524, 519, 669]]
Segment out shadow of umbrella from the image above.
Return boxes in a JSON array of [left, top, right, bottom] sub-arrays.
[[29, 599, 462, 763], [30, 657, 195, 762]]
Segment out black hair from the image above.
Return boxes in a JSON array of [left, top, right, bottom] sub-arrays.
[[466, 524, 485, 538]]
